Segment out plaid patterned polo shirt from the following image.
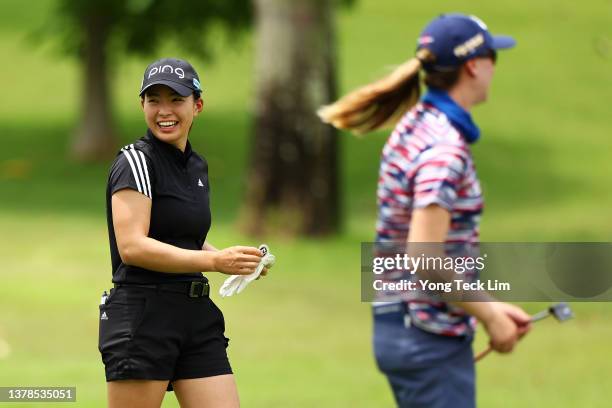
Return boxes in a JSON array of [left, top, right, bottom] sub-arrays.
[[375, 100, 484, 336]]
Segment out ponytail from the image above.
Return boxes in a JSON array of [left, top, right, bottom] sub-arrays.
[[318, 49, 434, 134]]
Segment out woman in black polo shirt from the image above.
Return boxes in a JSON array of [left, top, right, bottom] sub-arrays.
[[100, 57, 265, 407]]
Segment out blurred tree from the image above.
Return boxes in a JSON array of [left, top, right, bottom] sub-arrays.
[[49, 0, 251, 161], [244, 0, 341, 236]]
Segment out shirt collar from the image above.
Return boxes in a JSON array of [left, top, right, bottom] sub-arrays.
[[145, 129, 193, 165], [421, 88, 480, 143]]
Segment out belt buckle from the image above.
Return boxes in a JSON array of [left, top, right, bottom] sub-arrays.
[[189, 281, 209, 298]]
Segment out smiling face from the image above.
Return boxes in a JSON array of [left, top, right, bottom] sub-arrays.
[[141, 84, 203, 150]]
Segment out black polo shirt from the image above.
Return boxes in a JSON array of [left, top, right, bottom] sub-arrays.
[[106, 129, 212, 284]]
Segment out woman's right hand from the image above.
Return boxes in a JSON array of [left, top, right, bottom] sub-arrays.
[[212, 246, 263, 275], [483, 302, 531, 353]]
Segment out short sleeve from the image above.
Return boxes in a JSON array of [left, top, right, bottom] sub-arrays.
[[413, 146, 466, 211], [108, 146, 154, 199]]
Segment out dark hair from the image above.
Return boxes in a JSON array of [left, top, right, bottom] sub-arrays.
[[424, 69, 461, 90]]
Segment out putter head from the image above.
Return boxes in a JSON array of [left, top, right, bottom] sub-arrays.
[[549, 303, 574, 322]]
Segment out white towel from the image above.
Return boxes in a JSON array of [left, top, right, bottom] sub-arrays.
[[219, 244, 275, 297]]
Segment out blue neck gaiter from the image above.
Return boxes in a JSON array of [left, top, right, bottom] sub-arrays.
[[422, 88, 480, 143]]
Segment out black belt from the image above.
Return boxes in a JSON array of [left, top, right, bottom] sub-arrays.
[[115, 279, 210, 298]]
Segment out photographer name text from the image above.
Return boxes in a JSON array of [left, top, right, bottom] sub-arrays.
[[372, 279, 511, 293]]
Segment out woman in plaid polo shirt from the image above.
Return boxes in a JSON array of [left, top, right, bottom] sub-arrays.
[[320, 14, 531, 408]]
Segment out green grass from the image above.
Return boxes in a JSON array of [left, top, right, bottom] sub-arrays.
[[0, 214, 391, 407], [1, 0, 612, 406]]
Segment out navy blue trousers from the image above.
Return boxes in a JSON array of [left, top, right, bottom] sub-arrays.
[[373, 304, 475, 408]]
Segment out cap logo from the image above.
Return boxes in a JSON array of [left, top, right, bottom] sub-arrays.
[[147, 65, 185, 79], [192, 78, 201, 91], [453, 33, 485, 57]]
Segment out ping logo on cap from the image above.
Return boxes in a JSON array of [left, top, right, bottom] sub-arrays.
[[148, 64, 186, 79], [139, 58, 201, 97]]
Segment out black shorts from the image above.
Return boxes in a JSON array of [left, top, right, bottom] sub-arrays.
[[98, 282, 231, 390]]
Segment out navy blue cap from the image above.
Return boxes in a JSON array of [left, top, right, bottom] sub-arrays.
[[416, 14, 516, 70], [139, 58, 202, 97]]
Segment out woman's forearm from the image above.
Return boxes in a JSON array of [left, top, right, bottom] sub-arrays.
[[121, 237, 217, 273]]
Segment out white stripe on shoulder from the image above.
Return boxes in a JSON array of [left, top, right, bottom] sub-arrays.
[[137, 150, 152, 198], [120, 145, 143, 195], [127, 144, 150, 198]]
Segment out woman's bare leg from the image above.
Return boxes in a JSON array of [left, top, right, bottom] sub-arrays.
[[173, 374, 239, 408], [107, 380, 169, 408]]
